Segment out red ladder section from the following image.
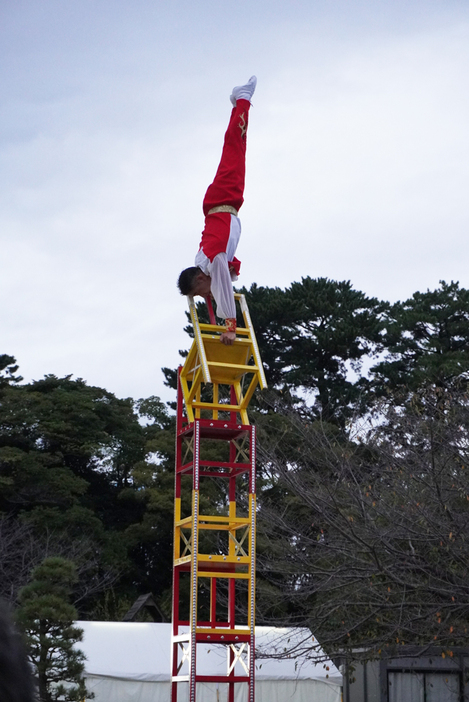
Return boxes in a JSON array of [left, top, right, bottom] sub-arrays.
[[171, 377, 256, 702]]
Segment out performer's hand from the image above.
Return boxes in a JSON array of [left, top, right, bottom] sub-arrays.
[[220, 332, 236, 345]]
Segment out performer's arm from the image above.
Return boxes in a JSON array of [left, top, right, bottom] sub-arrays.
[[210, 253, 237, 344]]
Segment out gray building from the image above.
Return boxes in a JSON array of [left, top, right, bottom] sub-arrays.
[[339, 648, 469, 702]]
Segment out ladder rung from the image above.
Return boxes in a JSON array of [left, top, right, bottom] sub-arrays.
[[197, 571, 250, 579], [199, 324, 250, 334], [198, 555, 250, 562], [191, 402, 241, 411], [195, 628, 251, 636], [207, 362, 258, 372]]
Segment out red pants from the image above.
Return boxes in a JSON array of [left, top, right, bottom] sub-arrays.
[[202, 99, 251, 215]]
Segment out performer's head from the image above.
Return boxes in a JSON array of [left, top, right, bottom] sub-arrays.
[[178, 267, 212, 297]]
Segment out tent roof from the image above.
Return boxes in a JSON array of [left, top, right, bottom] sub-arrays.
[[77, 621, 342, 686]]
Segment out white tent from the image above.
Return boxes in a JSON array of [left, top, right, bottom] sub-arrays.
[[78, 621, 342, 702]]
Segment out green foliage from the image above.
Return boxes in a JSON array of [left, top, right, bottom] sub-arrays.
[[116, 395, 177, 611], [158, 277, 469, 655], [241, 277, 386, 424], [0, 354, 22, 391], [5, 275, 469, 660], [17, 557, 92, 702], [0, 369, 176, 618], [0, 373, 145, 517], [373, 281, 469, 397]]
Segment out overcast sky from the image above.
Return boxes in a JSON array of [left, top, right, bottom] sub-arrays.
[[1, 0, 469, 403]]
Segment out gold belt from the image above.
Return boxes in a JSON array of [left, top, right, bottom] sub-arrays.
[[207, 205, 238, 216]]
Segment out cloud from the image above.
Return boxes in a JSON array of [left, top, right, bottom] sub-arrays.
[[1, 1, 469, 401]]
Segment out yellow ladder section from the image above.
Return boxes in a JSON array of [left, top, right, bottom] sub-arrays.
[[179, 293, 267, 424]]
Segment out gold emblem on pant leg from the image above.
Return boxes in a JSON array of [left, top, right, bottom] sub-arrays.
[[238, 113, 247, 139]]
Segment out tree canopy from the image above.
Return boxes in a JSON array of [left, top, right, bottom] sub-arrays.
[[4, 277, 469, 662], [0, 372, 176, 620], [17, 556, 91, 702]]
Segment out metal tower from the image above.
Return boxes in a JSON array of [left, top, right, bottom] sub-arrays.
[[171, 293, 266, 702]]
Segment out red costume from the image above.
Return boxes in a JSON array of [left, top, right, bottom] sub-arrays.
[[194, 98, 251, 322]]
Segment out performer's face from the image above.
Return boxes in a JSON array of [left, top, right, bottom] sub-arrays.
[[192, 272, 212, 297]]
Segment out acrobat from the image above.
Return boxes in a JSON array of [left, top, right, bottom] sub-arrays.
[[177, 76, 257, 345]]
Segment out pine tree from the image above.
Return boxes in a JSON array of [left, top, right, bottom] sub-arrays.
[[240, 278, 387, 424], [0, 354, 22, 391], [17, 557, 92, 702], [372, 280, 469, 398]]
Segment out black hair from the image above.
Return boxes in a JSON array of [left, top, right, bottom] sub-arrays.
[[178, 267, 201, 295]]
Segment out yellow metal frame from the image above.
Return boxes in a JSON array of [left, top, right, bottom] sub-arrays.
[[172, 293, 265, 702], [173, 506, 256, 637], [179, 293, 267, 424], [171, 422, 259, 701]]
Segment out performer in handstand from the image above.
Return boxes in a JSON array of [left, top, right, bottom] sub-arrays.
[[177, 76, 257, 345]]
